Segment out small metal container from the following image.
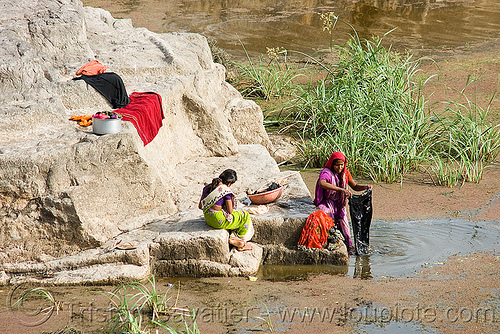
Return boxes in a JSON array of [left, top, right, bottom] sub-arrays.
[[92, 118, 122, 135]]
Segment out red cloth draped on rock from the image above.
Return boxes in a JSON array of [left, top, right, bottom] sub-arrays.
[[115, 92, 164, 146], [298, 210, 336, 249]]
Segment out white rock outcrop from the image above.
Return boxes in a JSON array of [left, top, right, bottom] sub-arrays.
[[0, 1, 348, 283], [0, 0, 271, 263]]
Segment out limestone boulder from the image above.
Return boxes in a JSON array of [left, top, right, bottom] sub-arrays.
[[0, 144, 348, 284], [228, 244, 263, 276], [263, 244, 349, 266], [153, 259, 232, 278], [0, 0, 272, 263], [268, 134, 298, 164]]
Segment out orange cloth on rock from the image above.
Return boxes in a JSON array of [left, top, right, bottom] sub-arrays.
[[76, 60, 108, 76]]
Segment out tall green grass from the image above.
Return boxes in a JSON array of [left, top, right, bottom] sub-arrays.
[[233, 13, 500, 186], [232, 43, 304, 100], [287, 26, 433, 182], [427, 86, 500, 185]]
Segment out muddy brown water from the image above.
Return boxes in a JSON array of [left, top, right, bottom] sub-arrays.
[[83, 0, 500, 59], [261, 218, 500, 280], [263, 169, 500, 281]]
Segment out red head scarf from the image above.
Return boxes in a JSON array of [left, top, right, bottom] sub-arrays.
[[324, 151, 347, 170]]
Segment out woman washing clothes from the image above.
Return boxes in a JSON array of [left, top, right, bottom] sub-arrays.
[[314, 152, 372, 253], [199, 169, 254, 251]]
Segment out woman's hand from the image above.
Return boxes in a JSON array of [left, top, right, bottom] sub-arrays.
[[343, 189, 352, 198], [319, 179, 345, 193]]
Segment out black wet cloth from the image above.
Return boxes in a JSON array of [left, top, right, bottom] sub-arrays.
[[73, 72, 130, 108], [349, 189, 373, 255]]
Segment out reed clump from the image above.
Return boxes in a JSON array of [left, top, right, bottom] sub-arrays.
[[105, 275, 199, 334], [233, 13, 500, 186], [232, 43, 305, 100]]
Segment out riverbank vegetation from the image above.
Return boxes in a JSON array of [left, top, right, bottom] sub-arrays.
[[103, 275, 199, 334], [12, 276, 200, 334], [230, 13, 500, 187]]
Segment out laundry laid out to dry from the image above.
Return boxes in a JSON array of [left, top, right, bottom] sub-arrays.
[[71, 60, 165, 145], [69, 114, 93, 127]]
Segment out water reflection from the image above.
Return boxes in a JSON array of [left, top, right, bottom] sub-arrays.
[[260, 219, 500, 281], [353, 254, 372, 279], [347, 218, 500, 279], [354, 319, 442, 333], [260, 264, 348, 281], [83, 0, 500, 58], [349, 0, 474, 25]]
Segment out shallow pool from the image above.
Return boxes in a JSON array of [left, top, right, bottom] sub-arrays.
[[261, 218, 500, 280]]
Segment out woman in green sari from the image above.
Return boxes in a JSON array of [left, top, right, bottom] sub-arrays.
[[198, 169, 253, 251]]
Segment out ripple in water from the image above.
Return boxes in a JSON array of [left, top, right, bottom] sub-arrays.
[[349, 218, 500, 279], [262, 219, 500, 281]]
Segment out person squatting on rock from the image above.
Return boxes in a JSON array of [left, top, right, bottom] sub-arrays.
[[314, 151, 372, 253], [199, 169, 254, 251]]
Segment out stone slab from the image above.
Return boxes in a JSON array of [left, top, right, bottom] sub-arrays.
[[228, 243, 263, 276], [152, 259, 231, 278], [151, 230, 231, 263], [1, 243, 149, 274], [8, 263, 151, 285], [263, 244, 349, 266]]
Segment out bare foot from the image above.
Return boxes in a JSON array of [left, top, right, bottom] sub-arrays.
[[237, 243, 253, 252], [229, 237, 245, 248]]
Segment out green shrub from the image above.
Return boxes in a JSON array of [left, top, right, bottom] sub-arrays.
[[233, 12, 500, 186]]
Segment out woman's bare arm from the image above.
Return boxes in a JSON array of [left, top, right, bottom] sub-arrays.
[[225, 198, 233, 213], [348, 179, 372, 191], [319, 179, 351, 197]]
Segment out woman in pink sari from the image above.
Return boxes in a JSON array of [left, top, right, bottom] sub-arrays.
[[314, 152, 372, 252]]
